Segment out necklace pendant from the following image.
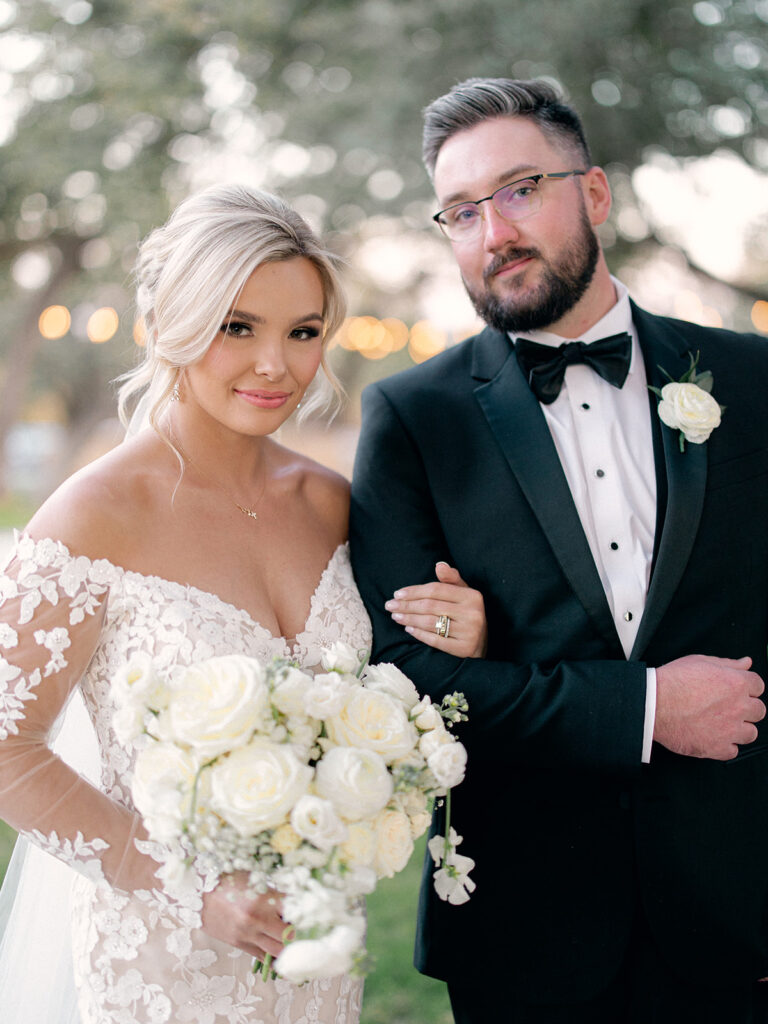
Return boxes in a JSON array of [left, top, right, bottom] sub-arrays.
[[236, 503, 259, 521]]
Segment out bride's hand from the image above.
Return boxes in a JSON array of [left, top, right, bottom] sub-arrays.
[[385, 562, 487, 658], [201, 873, 290, 960]]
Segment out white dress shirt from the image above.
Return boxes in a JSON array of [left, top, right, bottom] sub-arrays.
[[514, 278, 657, 760]]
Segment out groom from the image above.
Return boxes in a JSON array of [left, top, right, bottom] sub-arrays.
[[350, 78, 768, 1023]]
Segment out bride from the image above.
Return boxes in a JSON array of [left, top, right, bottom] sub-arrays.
[[0, 184, 485, 1023]]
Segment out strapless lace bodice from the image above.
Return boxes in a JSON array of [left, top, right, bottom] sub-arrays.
[[0, 533, 371, 1023]]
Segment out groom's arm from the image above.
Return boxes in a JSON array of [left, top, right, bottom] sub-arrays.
[[350, 381, 764, 772], [350, 380, 648, 775]]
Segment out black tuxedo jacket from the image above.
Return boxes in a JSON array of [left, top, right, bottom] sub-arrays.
[[349, 305, 768, 1002]]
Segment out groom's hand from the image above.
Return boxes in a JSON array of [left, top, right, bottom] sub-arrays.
[[654, 655, 765, 760]]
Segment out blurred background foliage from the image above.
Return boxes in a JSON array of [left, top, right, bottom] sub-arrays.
[[1, 0, 767, 490]]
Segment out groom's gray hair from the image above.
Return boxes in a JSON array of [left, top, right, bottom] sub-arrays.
[[422, 77, 592, 178]]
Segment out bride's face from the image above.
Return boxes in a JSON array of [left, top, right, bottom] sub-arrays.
[[185, 257, 326, 437]]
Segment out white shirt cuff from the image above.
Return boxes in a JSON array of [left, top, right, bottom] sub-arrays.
[[642, 668, 657, 763]]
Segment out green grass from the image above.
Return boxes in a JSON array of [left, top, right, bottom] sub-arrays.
[[0, 494, 35, 531], [0, 820, 15, 883], [362, 839, 453, 1023], [0, 822, 451, 1022]]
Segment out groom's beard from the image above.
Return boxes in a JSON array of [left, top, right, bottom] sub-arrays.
[[465, 210, 600, 334]]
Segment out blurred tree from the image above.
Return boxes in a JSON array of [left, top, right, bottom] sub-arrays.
[[0, 0, 766, 490]]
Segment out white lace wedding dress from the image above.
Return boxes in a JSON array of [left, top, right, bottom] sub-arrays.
[[0, 533, 371, 1024]]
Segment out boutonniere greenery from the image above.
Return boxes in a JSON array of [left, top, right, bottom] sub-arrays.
[[649, 351, 723, 452]]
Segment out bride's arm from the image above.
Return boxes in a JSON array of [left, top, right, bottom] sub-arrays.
[[0, 534, 158, 893], [384, 561, 487, 658]]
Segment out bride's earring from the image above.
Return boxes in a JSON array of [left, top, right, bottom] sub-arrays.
[[171, 381, 181, 402]]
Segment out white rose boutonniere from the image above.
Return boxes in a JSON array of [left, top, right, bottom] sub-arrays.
[[650, 351, 723, 452]]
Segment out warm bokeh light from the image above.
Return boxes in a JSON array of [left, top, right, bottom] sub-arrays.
[[408, 320, 446, 364], [333, 316, 412, 360], [672, 290, 722, 328], [38, 304, 71, 339], [87, 306, 119, 343], [133, 317, 147, 347], [752, 301, 768, 334]]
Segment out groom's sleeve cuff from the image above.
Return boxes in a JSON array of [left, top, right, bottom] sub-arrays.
[[642, 668, 657, 763]]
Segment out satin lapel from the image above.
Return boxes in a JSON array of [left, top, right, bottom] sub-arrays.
[[474, 340, 621, 651], [630, 306, 708, 659]]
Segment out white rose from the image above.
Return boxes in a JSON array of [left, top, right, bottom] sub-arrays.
[[372, 809, 414, 879], [112, 704, 146, 746], [272, 667, 315, 717], [428, 740, 467, 789], [314, 746, 393, 821], [321, 642, 363, 675], [131, 743, 200, 842], [411, 696, 443, 731], [419, 720, 451, 759], [290, 795, 348, 851], [363, 663, 421, 710], [338, 821, 377, 868], [303, 674, 353, 720], [209, 740, 312, 835], [657, 381, 721, 444], [159, 655, 268, 758], [325, 690, 418, 764], [275, 922, 363, 984], [112, 653, 168, 712]]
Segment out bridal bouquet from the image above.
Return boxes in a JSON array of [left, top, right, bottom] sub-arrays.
[[111, 642, 473, 984]]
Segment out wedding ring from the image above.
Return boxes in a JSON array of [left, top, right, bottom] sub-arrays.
[[435, 614, 451, 639]]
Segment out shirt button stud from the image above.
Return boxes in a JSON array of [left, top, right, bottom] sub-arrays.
[[595, 468, 605, 478], [610, 542, 619, 550], [624, 611, 633, 622]]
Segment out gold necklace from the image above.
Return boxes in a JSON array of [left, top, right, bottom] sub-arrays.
[[172, 436, 267, 521]]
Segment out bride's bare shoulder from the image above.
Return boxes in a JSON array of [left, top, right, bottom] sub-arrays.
[[25, 431, 171, 560], [271, 441, 350, 540]]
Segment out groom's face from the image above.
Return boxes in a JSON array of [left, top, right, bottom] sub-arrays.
[[432, 115, 605, 335]]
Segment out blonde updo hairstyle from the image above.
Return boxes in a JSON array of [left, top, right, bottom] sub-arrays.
[[118, 183, 346, 436]]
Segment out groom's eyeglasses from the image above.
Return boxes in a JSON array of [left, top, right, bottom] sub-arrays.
[[433, 170, 587, 243]]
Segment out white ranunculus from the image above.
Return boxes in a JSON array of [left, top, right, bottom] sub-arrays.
[[275, 922, 363, 984], [209, 740, 312, 836], [321, 641, 363, 675], [131, 743, 200, 842], [112, 652, 168, 711], [290, 794, 348, 851], [419, 720, 451, 759], [271, 667, 315, 717], [338, 821, 377, 868], [427, 741, 468, 789], [362, 663, 421, 710], [409, 811, 433, 839], [270, 823, 302, 855], [303, 673, 353, 720], [657, 382, 721, 444], [159, 655, 268, 758], [325, 689, 418, 764], [314, 746, 393, 821], [411, 696, 443, 731], [372, 809, 414, 879]]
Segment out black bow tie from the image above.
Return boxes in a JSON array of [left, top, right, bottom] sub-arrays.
[[515, 332, 632, 405]]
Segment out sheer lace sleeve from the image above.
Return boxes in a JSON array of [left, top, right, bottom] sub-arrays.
[[0, 535, 159, 894]]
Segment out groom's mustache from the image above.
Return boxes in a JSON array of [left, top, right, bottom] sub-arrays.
[[483, 247, 541, 283]]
